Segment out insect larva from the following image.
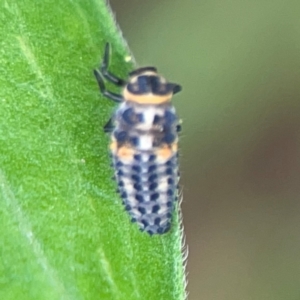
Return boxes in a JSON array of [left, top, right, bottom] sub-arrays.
[[94, 43, 182, 235]]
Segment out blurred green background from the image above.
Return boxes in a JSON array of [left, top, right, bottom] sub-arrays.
[[109, 1, 300, 299]]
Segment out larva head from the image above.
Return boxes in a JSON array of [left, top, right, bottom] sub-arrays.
[[123, 67, 181, 105]]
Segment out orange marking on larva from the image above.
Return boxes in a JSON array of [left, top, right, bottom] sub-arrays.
[[117, 145, 135, 160], [156, 145, 173, 160], [123, 89, 172, 105]]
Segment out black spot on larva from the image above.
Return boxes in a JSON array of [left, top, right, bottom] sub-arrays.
[[148, 165, 157, 173], [130, 136, 139, 146], [158, 223, 171, 234], [167, 189, 173, 196], [118, 180, 124, 187], [167, 178, 174, 185], [114, 131, 127, 142], [166, 159, 175, 167], [137, 76, 150, 94], [153, 115, 162, 124], [132, 165, 141, 173], [133, 154, 141, 161], [138, 207, 146, 214], [164, 110, 176, 126], [150, 193, 159, 201], [122, 108, 136, 125], [163, 133, 175, 144], [117, 169, 124, 176], [145, 76, 166, 94], [141, 219, 149, 227], [137, 113, 144, 122], [131, 217, 137, 223], [149, 154, 156, 162], [166, 201, 173, 207], [125, 204, 131, 211], [166, 212, 172, 218], [131, 174, 140, 182], [157, 227, 164, 234], [116, 161, 123, 167], [149, 182, 158, 191], [154, 217, 161, 225], [166, 168, 173, 175], [133, 182, 142, 191], [147, 229, 154, 235], [149, 174, 158, 182], [135, 194, 144, 202], [150, 76, 165, 95], [121, 191, 127, 199], [152, 205, 160, 213]]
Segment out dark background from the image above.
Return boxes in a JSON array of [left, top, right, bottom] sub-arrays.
[[109, 1, 300, 299]]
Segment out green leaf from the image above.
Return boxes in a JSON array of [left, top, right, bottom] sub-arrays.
[[0, 1, 186, 299]]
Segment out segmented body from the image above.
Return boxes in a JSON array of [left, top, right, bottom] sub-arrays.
[[111, 102, 179, 234], [94, 43, 182, 235]]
